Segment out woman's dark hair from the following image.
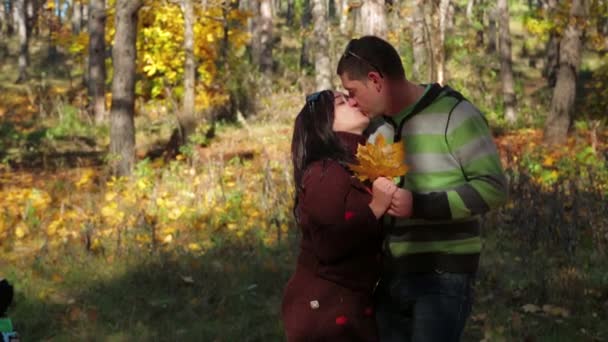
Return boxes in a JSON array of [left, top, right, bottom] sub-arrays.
[[291, 90, 352, 199]]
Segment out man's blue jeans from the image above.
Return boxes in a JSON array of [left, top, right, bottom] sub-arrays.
[[375, 271, 475, 342]]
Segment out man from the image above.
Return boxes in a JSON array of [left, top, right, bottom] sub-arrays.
[[337, 36, 508, 341]]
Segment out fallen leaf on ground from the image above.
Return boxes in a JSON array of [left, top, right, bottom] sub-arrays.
[[522, 303, 541, 313]]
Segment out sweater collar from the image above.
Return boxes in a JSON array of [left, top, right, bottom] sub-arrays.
[[335, 131, 367, 156]]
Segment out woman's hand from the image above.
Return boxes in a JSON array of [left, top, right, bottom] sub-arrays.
[[369, 177, 398, 218]]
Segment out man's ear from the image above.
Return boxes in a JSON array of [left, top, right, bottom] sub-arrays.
[[368, 72, 383, 92]]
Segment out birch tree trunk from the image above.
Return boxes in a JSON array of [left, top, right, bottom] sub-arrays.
[[0, 2, 5, 37], [411, 0, 431, 82], [544, 0, 586, 145], [435, 0, 450, 84], [179, 0, 197, 145], [338, 0, 349, 34], [14, 0, 28, 83], [109, 0, 143, 176], [88, 0, 106, 124], [498, 0, 517, 123], [356, 0, 387, 39], [312, 0, 331, 90], [72, 0, 83, 34], [257, 0, 273, 76]]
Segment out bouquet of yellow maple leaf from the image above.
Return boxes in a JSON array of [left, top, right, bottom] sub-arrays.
[[347, 135, 409, 182]]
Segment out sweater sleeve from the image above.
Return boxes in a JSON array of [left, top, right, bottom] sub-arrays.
[[300, 162, 379, 264], [412, 102, 508, 220]]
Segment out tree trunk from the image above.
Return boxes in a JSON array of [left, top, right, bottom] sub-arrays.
[[498, 0, 517, 123], [312, 0, 331, 90], [300, 0, 311, 69], [179, 0, 197, 145], [356, 0, 387, 39], [543, 0, 586, 145], [286, 0, 294, 26], [435, 0, 450, 84], [328, 0, 336, 19], [109, 0, 143, 176], [487, 4, 497, 53], [26, 0, 35, 36], [14, 0, 28, 83], [2, 0, 13, 35], [257, 0, 273, 75], [475, 0, 484, 47], [411, 0, 431, 82], [88, 0, 106, 124], [338, 0, 349, 34], [542, 0, 558, 86], [72, 0, 83, 34], [466, 0, 475, 21], [81, 2, 88, 30], [0, 2, 5, 37]]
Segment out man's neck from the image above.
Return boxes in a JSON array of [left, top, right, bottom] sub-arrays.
[[385, 80, 426, 116]]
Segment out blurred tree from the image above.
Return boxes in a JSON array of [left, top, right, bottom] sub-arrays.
[[498, 0, 517, 123], [411, 0, 431, 82], [474, 0, 484, 47], [356, 0, 387, 39], [544, 0, 587, 145], [286, 0, 294, 26], [88, 0, 106, 124], [300, 0, 311, 69], [253, 0, 273, 77], [71, 0, 83, 34], [312, 0, 331, 90], [542, 0, 559, 86], [179, 0, 197, 145], [14, 0, 28, 83], [487, 3, 496, 53], [109, 0, 143, 176], [0, 1, 5, 37], [435, 0, 450, 84], [2, 0, 14, 35]]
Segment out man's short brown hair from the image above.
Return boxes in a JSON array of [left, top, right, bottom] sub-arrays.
[[337, 36, 405, 81]]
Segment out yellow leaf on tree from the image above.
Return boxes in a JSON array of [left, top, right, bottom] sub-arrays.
[[347, 135, 409, 182]]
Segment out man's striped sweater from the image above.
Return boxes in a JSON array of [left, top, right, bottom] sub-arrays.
[[366, 83, 508, 273]]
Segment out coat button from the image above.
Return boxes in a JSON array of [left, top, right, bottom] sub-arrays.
[[309, 300, 320, 309]]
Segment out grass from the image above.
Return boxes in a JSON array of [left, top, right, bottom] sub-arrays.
[[4, 242, 294, 341]]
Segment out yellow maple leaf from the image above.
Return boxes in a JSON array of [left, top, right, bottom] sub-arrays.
[[347, 135, 409, 182]]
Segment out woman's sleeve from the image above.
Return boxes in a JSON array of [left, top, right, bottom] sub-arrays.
[[300, 162, 379, 264]]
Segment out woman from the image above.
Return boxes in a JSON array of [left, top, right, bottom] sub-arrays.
[[282, 90, 396, 341]]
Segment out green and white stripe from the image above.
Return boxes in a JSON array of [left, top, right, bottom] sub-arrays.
[[369, 87, 507, 267]]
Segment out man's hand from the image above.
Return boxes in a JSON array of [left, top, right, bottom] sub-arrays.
[[387, 188, 413, 218]]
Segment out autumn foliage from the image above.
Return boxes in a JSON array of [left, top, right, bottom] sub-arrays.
[[348, 135, 409, 182]]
